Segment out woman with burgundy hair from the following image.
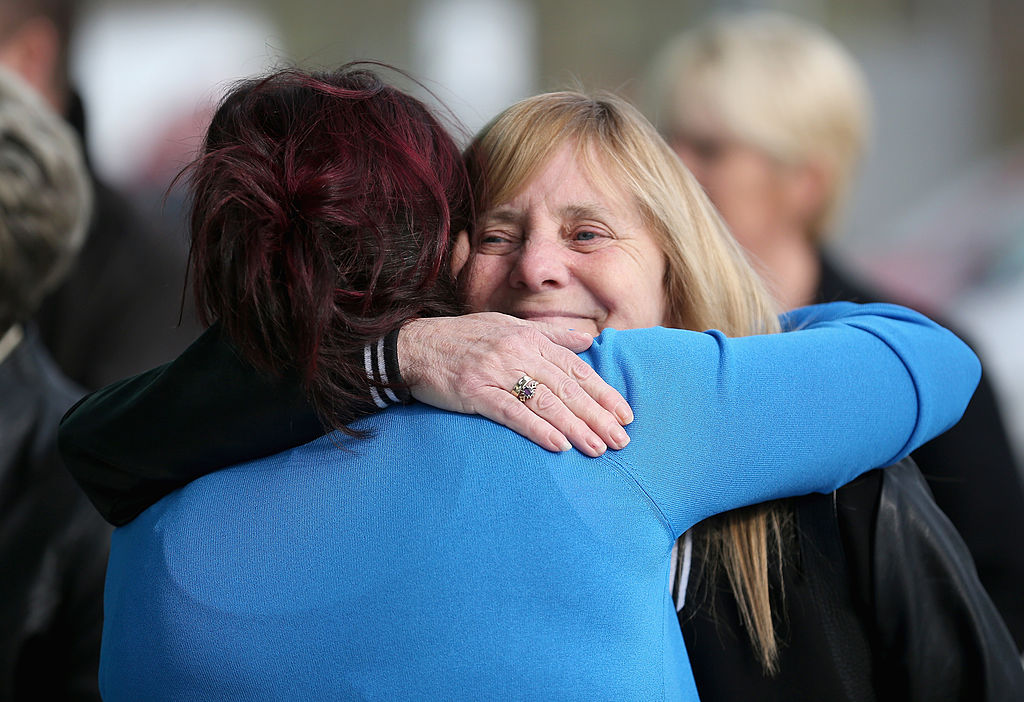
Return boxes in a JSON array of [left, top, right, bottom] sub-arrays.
[[73, 66, 981, 700]]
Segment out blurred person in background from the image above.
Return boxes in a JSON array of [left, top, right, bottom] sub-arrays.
[[0, 0, 201, 389], [0, 65, 108, 701], [648, 10, 1024, 656]]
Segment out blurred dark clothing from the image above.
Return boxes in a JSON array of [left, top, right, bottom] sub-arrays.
[[0, 327, 110, 701], [34, 93, 201, 390], [816, 253, 1024, 650], [681, 461, 1024, 702]]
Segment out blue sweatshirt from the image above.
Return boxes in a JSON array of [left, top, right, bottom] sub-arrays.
[[100, 303, 980, 701]]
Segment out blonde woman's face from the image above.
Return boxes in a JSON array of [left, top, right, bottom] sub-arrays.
[[670, 129, 799, 255], [457, 143, 667, 335]]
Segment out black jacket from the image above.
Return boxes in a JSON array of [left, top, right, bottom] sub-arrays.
[[817, 254, 1024, 649], [0, 329, 110, 701], [680, 460, 1024, 701], [34, 93, 202, 390]]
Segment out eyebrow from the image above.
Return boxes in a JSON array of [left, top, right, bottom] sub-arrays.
[[558, 203, 616, 222], [480, 202, 617, 225], [479, 208, 522, 226]]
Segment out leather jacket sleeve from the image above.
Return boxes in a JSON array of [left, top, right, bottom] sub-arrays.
[[868, 460, 1024, 701]]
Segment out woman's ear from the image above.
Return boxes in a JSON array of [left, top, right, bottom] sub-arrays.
[[451, 230, 471, 278]]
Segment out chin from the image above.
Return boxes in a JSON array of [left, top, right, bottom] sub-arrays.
[[533, 316, 600, 335]]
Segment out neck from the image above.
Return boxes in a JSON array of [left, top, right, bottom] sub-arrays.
[[746, 230, 821, 312]]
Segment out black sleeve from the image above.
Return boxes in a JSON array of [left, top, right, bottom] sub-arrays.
[[909, 368, 1024, 651], [865, 460, 1024, 702], [58, 325, 323, 525]]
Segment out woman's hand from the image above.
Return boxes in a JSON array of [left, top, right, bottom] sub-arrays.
[[398, 313, 633, 457]]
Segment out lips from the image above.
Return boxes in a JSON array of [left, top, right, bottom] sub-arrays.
[[508, 309, 602, 334]]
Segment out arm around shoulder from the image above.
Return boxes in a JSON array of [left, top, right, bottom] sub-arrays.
[[781, 302, 982, 456], [59, 326, 323, 525], [586, 301, 980, 531]]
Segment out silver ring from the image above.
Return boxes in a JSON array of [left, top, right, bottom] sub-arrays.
[[511, 374, 540, 402]]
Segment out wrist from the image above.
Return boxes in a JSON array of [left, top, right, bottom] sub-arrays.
[[365, 326, 412, 408], [395, 318, 427, 389]]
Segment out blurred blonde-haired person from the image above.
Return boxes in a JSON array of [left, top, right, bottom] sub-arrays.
[[649, 10, 867, 310], [647, 9, 1024, 698]]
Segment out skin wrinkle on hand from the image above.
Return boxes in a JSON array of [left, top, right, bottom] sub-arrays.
[[399, 313, 627, 454]]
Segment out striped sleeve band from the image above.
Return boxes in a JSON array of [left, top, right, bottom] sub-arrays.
[[363, 328, 411, 409]]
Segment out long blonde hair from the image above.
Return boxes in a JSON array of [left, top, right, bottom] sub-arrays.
[[466, 91, 792, 672]]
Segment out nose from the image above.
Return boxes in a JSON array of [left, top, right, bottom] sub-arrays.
[[508, 236, 571, 292]]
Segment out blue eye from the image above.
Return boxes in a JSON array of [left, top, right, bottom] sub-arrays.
[[573, 228, 612, 246], [475, 230, 518, 253]]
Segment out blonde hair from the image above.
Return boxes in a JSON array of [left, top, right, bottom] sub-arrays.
[[648, 11, 870, 241], [466, 91, 791, 672]]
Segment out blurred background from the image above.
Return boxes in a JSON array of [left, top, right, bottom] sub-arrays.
[[69, 0, 1023, 459]]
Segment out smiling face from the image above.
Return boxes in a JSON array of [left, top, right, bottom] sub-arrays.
[[456, 142, 668, 335]]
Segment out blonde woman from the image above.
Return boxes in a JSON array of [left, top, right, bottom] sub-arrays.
[[455, 89, 1023, 700], [63, 76, 990, 699], [646, 11, 869, 312], [648, 10, 1024, 692]]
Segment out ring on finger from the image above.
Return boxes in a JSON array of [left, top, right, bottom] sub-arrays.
[[511, 374, 540, 402]]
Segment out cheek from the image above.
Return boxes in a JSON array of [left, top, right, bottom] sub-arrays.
[[674, 149, 704, 180], [459, 256, 506, 312], [708, 163, 754, 208], [636, 264, 669, 325], [596, 252, 668, 328]]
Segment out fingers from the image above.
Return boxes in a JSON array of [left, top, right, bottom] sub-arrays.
[[519, 359, 630, 456], [397, 314, 633, 457], [519, 322, 633, 426], [476, 388, 573, 454], [476, 370, 620, 458], [526, 380, 619, 457], [547, 346, 634, 426], [477, 383, 618, 458], [530, 322, 595, 353], [498, 325, 633, 455]]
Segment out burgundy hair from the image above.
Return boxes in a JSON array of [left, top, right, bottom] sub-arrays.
[[185, 65, 469, 432]]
